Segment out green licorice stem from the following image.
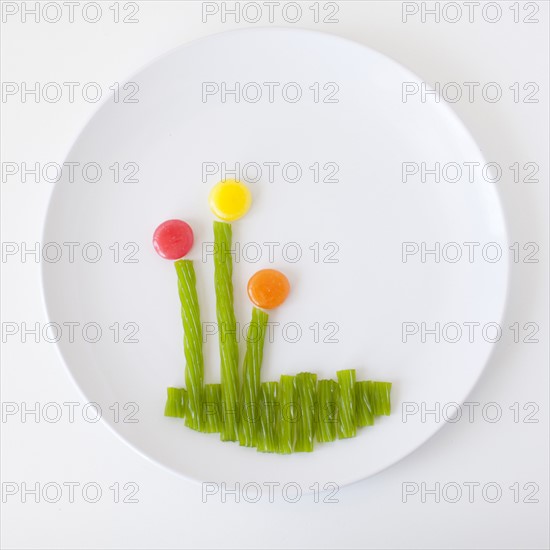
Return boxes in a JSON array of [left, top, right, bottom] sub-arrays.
[[368, 381, 392, 416], [278, 375, 296, 454], [337, 369, 356, 439], [239, 307, 269, 447], [175, 260, 204, 431], [213, 221, 239, 441], [164, 387, 187, 418], [355, 381, 374, 428], [317, 379, 338, 442], [257, 382, 278, 453], [295, 372, 317, 452], [203, 384, 222, 433]]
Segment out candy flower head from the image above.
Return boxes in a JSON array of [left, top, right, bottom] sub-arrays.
[[247, 269, 290, 310], [209, 179, 252, 222], [153, 219, 194, 260]]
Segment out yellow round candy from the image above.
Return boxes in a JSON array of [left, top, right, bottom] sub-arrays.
[[209, 179, 252, 222]]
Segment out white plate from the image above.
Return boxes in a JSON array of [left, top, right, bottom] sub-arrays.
[[42, 28, 508, 487]]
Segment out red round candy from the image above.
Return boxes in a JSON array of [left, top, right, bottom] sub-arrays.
[[153, 220, 194, 260]]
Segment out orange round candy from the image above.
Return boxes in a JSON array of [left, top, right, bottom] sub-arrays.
[[247, 269, 290, 310]]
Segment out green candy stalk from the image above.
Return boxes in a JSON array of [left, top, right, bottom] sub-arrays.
[[175, 260, 204, 431], [337, 369, 356, 439], [294, 372, 317, 452], [278, 374, 296, 454], [355, 381, 374, 428], [239, 307, 269, 447], [164, 387, 187, 419], [213, 221, 240, 441], [317, 379, 339, 442], [203, 384, 222, 433], [257, 381, 279, 453], [368, 381, 392, 416]]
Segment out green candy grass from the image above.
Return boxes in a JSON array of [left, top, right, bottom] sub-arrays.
[[355, 381, 374, 428], [164, 387, 187, 419], [337, 369, 356, 439], [257, 382, 279, 453], [317, 379, 339, 442], [294, 372, 317, 452], [203, 383, 222, 433], [368, 381, 392, 416], [277, 375, 296, 454]]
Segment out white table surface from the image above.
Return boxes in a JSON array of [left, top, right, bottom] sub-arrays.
[[1, 1, 548, 549]]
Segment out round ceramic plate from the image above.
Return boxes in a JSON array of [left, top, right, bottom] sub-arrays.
[[42, 28, 508, 487]]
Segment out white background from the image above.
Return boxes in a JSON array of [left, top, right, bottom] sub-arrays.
[[1, 1, 548, 549]]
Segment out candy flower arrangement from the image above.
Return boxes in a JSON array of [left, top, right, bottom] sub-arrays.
[[155, 179, 392, 453]]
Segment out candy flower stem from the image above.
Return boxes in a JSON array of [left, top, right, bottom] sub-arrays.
[[213, 221, 240, 441], [175, 259, 204, 431], [239, 307, 269, 447]]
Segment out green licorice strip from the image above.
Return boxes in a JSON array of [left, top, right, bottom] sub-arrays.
[[355, 381, 374, 428], [239, 307, 269, 447], [337, 369, 356, 439], [175, 260, 204, 431], [294, 372, 317, 452], [257, 382, 278, 453], [277, 375, 296, 454], [317, 379, 339, 442], [213, 221, 239, 441], [203, 384, 222, 433], [164, 387, 187, 418], [368, 381, 392, 416]]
